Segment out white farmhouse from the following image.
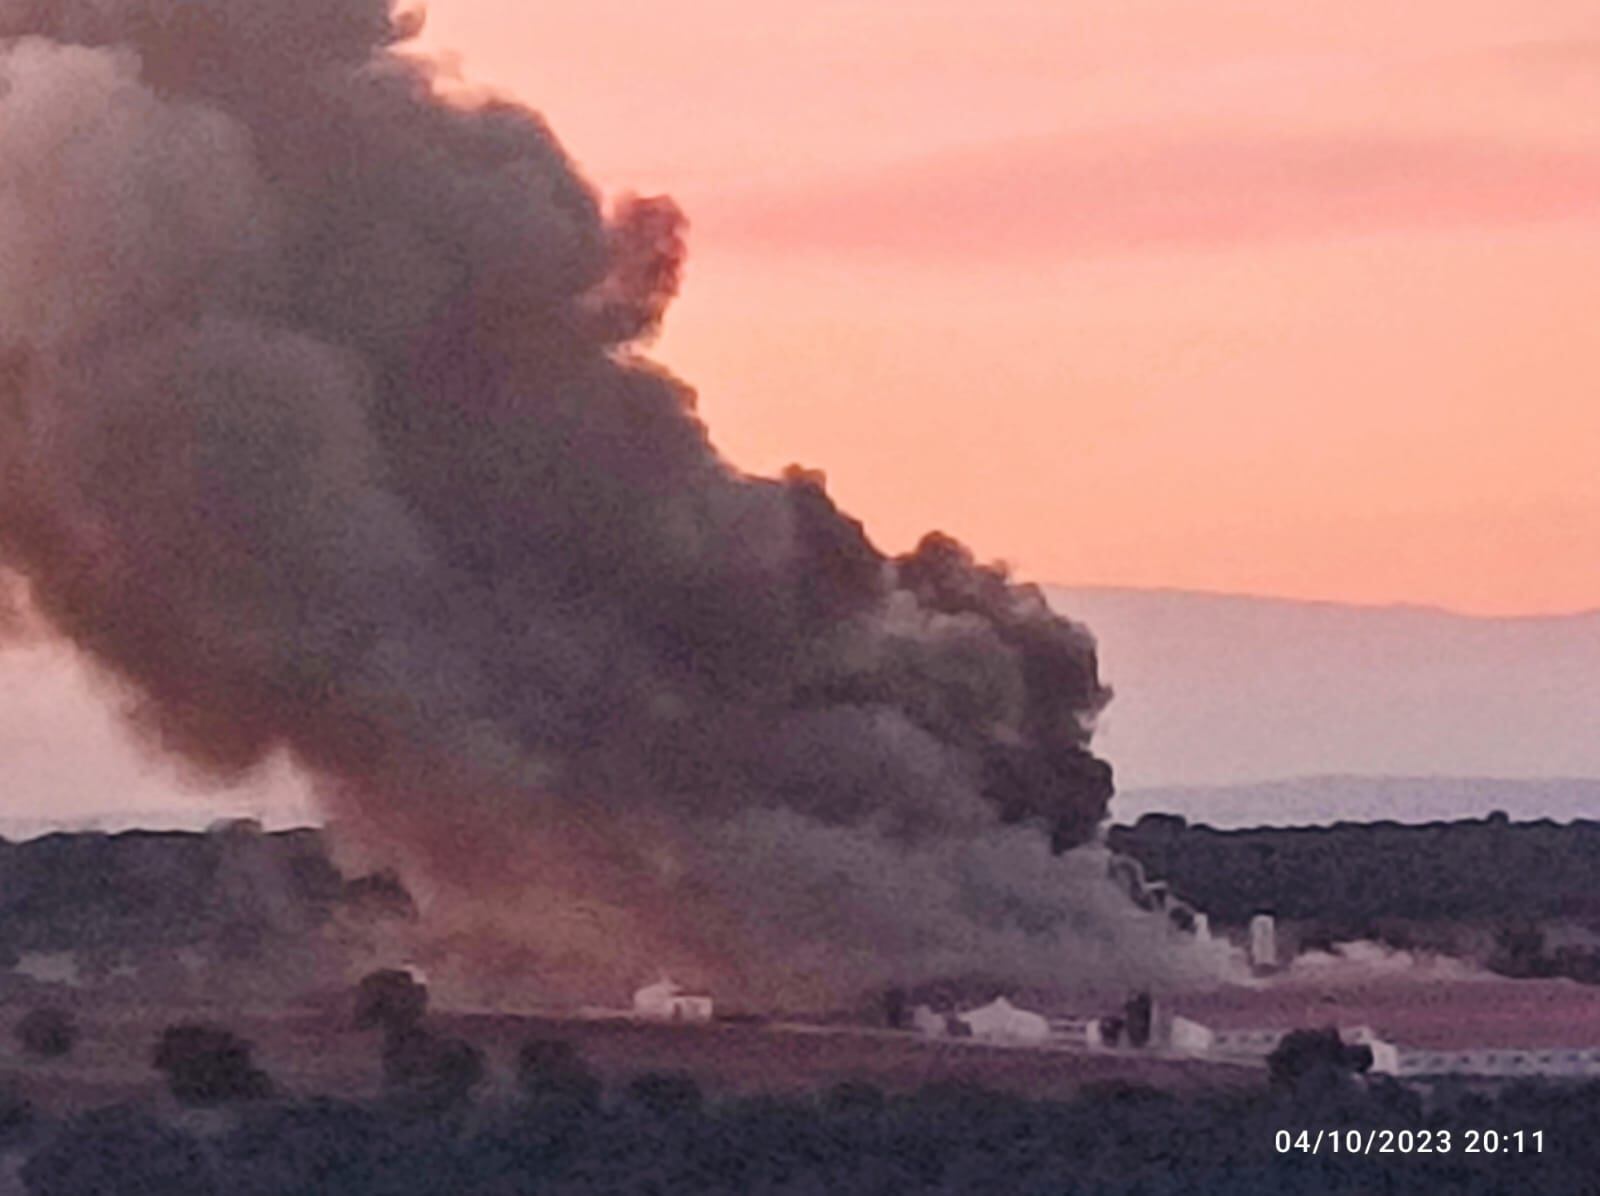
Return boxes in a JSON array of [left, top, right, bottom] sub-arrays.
[[956, 996, 1051, 1043], [632, 977, 713, 1023]]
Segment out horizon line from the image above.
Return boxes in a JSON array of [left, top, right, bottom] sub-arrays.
[[1045, 581, 1600, 623]]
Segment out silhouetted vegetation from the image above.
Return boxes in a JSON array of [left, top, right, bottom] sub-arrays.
[[880, 985, 908, 1029], [151, 1023, 273, 1107], [15, 1007, 78, 1060], [0, 1088, 36, 1151], [1110, 813, 1600, 924], [516, 1038, 601, 1110], [822, 1079, 886, 1116], [341, 869, 418, 921], [380, 1027, 485, 1111], [15, 1035, 1600, 1195], [0, 828, 413, 971], [23, 1106, 216, 1196], [1267, 1027, 1374, 1092], [1123, 991, 1153, 1048], [624, 1070, 703, 1118], [352, 968, 428, 1034], [1484, 920, 1600, 984], [1111, 814, 1600, 983]]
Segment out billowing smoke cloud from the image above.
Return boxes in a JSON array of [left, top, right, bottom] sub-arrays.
[[0, 1, 1204, 1003]]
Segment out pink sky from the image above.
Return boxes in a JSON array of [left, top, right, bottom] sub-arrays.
[[416, 1, 1600, 615]]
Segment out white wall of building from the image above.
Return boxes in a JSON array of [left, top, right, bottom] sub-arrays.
[[632, 978, 714, 1023], [1169, 1015, 1217, 1055], [957, 997, 1051, 1043]]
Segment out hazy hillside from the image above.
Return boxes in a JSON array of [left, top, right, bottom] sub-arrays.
[[1047, 586, 1600, 795]]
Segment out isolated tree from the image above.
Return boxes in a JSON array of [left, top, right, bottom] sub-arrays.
[[152, 1023, 273, 1107], [382, 1028, 485, 1111], [1267, 1027, 1373, 1092], [353, 968, 428, 1034], [516, 1039, 601, 1110], [15, 1007, 79, 1060], [1123, 992, 1153, 1048]]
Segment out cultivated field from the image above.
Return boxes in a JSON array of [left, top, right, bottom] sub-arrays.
[[1171, 975, 1600, 1050], [0, 996, 1254, 1117]]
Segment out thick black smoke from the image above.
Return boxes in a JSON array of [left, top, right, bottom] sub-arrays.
[[0, 1, 1202, 1002]]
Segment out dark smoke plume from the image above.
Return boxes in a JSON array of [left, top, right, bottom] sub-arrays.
[[0, 1, 1207, 1003]]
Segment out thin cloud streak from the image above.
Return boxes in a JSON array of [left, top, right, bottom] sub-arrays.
[[692, 129, 1600, 260]]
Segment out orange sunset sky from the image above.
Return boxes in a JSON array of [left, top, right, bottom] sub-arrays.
[[416, 1, 1599, 616]]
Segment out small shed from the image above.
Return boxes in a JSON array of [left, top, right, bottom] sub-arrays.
[[632, 977, 714, 1023], [1169, 1015, 1217, 1055]]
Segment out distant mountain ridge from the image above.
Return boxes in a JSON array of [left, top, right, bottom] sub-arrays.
[[1109, 774, 1600, 829], [1, 586, 1597, 833], [1046, 586, 1600, 799]]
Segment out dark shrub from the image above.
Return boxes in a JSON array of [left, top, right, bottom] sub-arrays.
[[625, 1071, 703, 1118], [1123, 992, 1153, 1048], [152, 1023, 273, 1107], [219, 1098, 423, 1196], [1075, 1079, 1176, 1107], [0, 1087, 35, 1150], [382, 1028, 485, 1111], [22, 1105, 216, 1196], [15, 1007, 79, 1060], [881, 987, 908, 1029], [823, 1080, 885, 1116], [1267, 1027, 1373, 1091], [515, 1039, 600, 1110], [353, 969, 428, 1034], [342, 870, 418, 921], [1490, 921, 1552, 978]]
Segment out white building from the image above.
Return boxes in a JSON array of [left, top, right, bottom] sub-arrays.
[[1249, 914, 1278, 972], [1345, 1026, 1401, 1076], [1211, 1026, 1287, 1060], [1048, 1016, 1100, 1048], [1169, 1015, 1217, 1055], [632, 977, 713, 1023], [955, 996, 1051, 1043]]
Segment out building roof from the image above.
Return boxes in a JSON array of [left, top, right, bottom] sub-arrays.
[[633, 978, 712, 1003]]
